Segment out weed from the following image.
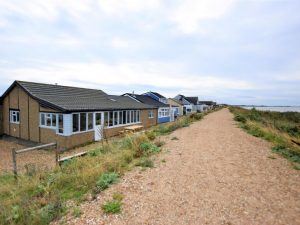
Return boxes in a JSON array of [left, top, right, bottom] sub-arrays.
[[171, 136, 179, 140], [139, 142, 160, 156], [154, 140, 165, 147], [102, 201, 122, 214], [272, 145, 300, 163], [136, 158, 154, 168], [234, 114, 246, 123], [72, 207, 82, 218], [112, 192, 124, 202], [96, 172, 119, 192], [161, 159, 166, 163], [145, 131, 156, 141]]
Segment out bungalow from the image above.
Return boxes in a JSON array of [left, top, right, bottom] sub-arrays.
[[123, 93, 171, 123], [173, 94, 197, 115], [198, 101, 217, 111], [0, 81, 158, 149], [167, 98, 184, 116], [0, 101, 3, 136], [143, 91, 168, 104]]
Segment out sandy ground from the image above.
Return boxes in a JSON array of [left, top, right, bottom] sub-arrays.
[[60, 108, 300, 225], [0, 137, 113, 174]]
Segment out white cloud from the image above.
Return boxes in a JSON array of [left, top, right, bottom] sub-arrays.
[[0, 60, 253, 96], [97, 0, 161, 16], [169, 0, 237, 33], [111, 38, 130, 49]]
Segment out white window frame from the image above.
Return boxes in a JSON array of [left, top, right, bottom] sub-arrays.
[[72, 112, 94, 134], [158, 108, 170, 118], [105, 110, 141, 129], [10, 110, 20, 124], [39, 112, 57, 129], [148, 110, 154, 118]]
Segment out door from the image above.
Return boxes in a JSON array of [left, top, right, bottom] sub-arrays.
[[94, 112, 104, 141]]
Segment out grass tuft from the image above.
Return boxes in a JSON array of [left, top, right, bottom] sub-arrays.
[[102, 201, 122, 214]]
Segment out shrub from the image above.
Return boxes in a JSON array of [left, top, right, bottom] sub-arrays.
[[189, 113, 203, 121], [234, 114, 247, 123], [138, 142, 160, 156], [145, 131, 156, 141], [102, 201, 122, 214], [96, 172, 119, 192], [272, 145, 300, 163]]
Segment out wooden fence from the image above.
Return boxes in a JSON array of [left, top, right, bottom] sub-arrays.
[[11, 142, 57, 177]]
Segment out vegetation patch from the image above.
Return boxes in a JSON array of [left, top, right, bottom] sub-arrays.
[[230, 106, 300, 169], [0, 108, 220, 225], [96, 172, 119, 192], [171, 136, 179, 140], [136, 158, 154, 168]]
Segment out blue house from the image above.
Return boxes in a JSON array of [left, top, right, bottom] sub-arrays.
[[123, 93, 171, 124]]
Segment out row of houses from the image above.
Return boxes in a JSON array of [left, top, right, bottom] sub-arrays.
[[0, 81, 216, 149]]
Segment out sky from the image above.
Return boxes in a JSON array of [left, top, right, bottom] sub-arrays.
[[0, 0, 300, 105]]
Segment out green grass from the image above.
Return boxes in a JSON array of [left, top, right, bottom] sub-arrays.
[[230, 106, 300, 168], [0, 108, 220, 225], [102, 201, 122, 214], [95, 172, 119, 192], [136, 158, 154, 168]]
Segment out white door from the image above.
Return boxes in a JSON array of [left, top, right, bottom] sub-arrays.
[[94, 112, 104, 141]]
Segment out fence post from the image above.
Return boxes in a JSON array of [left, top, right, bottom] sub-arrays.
[[11, 148, 17, 178], [55, 142, 59, 166]]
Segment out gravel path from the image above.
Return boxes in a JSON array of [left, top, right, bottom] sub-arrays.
[[62, 108, 300, 225]]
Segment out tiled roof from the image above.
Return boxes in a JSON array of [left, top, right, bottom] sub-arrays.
[[2, 81, 156, 112], [185, 97, 198, 105], [124, 93, 169, 108]]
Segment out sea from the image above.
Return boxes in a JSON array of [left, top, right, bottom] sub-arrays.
[[241, 106, 300, 113]]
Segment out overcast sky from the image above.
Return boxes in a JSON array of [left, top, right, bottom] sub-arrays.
[[0, 0, 300, 105]]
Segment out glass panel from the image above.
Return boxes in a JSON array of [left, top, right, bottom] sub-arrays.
[[127, 110, 130, 123], [119, 111, 123, 124], [88, 113, 93, 130], [123, 111, 126, 124], [73, 114, 79, 132], [58, 114, 64, 134], [114, 111, 118, 126], [137, 111, 140, 122], [80, 113, 87, 131], [16, 112, 20, 122], [46, 114, 51, 126], [52, 114, 56, 127], [131, 111, 134, 123], [109, 111, 113, 127], [133, 111, 136, 123], [96, 113, 102, 126], [104, 112, 109, 127], [41, 113, 45, 125]]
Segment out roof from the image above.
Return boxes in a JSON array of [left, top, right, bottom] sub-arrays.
[[124, 93, 169, 108], [198, 101, 216, 106], [169, 98, 184, 106], [145, 91, 166, 99], [1, 81, 156, 112], [185, 97, 198, 105]]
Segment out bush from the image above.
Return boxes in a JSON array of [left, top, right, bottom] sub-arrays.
[[234, 114, 247, 123], [189, 113, 203, 121], [145, 131, 156, 140], [96, 172, 119, 192], [272, 145, 300, 163], [138, 142, 160, 157], [154, 140, 165, 147]]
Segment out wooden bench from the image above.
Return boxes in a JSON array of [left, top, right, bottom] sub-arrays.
[[124, 125, 144, 132]]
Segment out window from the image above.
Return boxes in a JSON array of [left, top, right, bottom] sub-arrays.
[[10, 110, 20, 123], [96, 113, 102, 126], [114, 111, 118, 126], [137, 110, 140, 122], [127, 110, 130, 124], [109, 112, 113, 127], [73, 114, 79, 132], [119, 111, 123, 125], [40, 112, 57, 128], [123, 111, 126, 124], [158, 108, 170, 118], [131, 111, 134, 123], [88, 113, 93, 130], [80, 113, 87, 132], [104, 112, 109, 127], [58, 114, 64, 134], [148, 110, 154, 118]]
